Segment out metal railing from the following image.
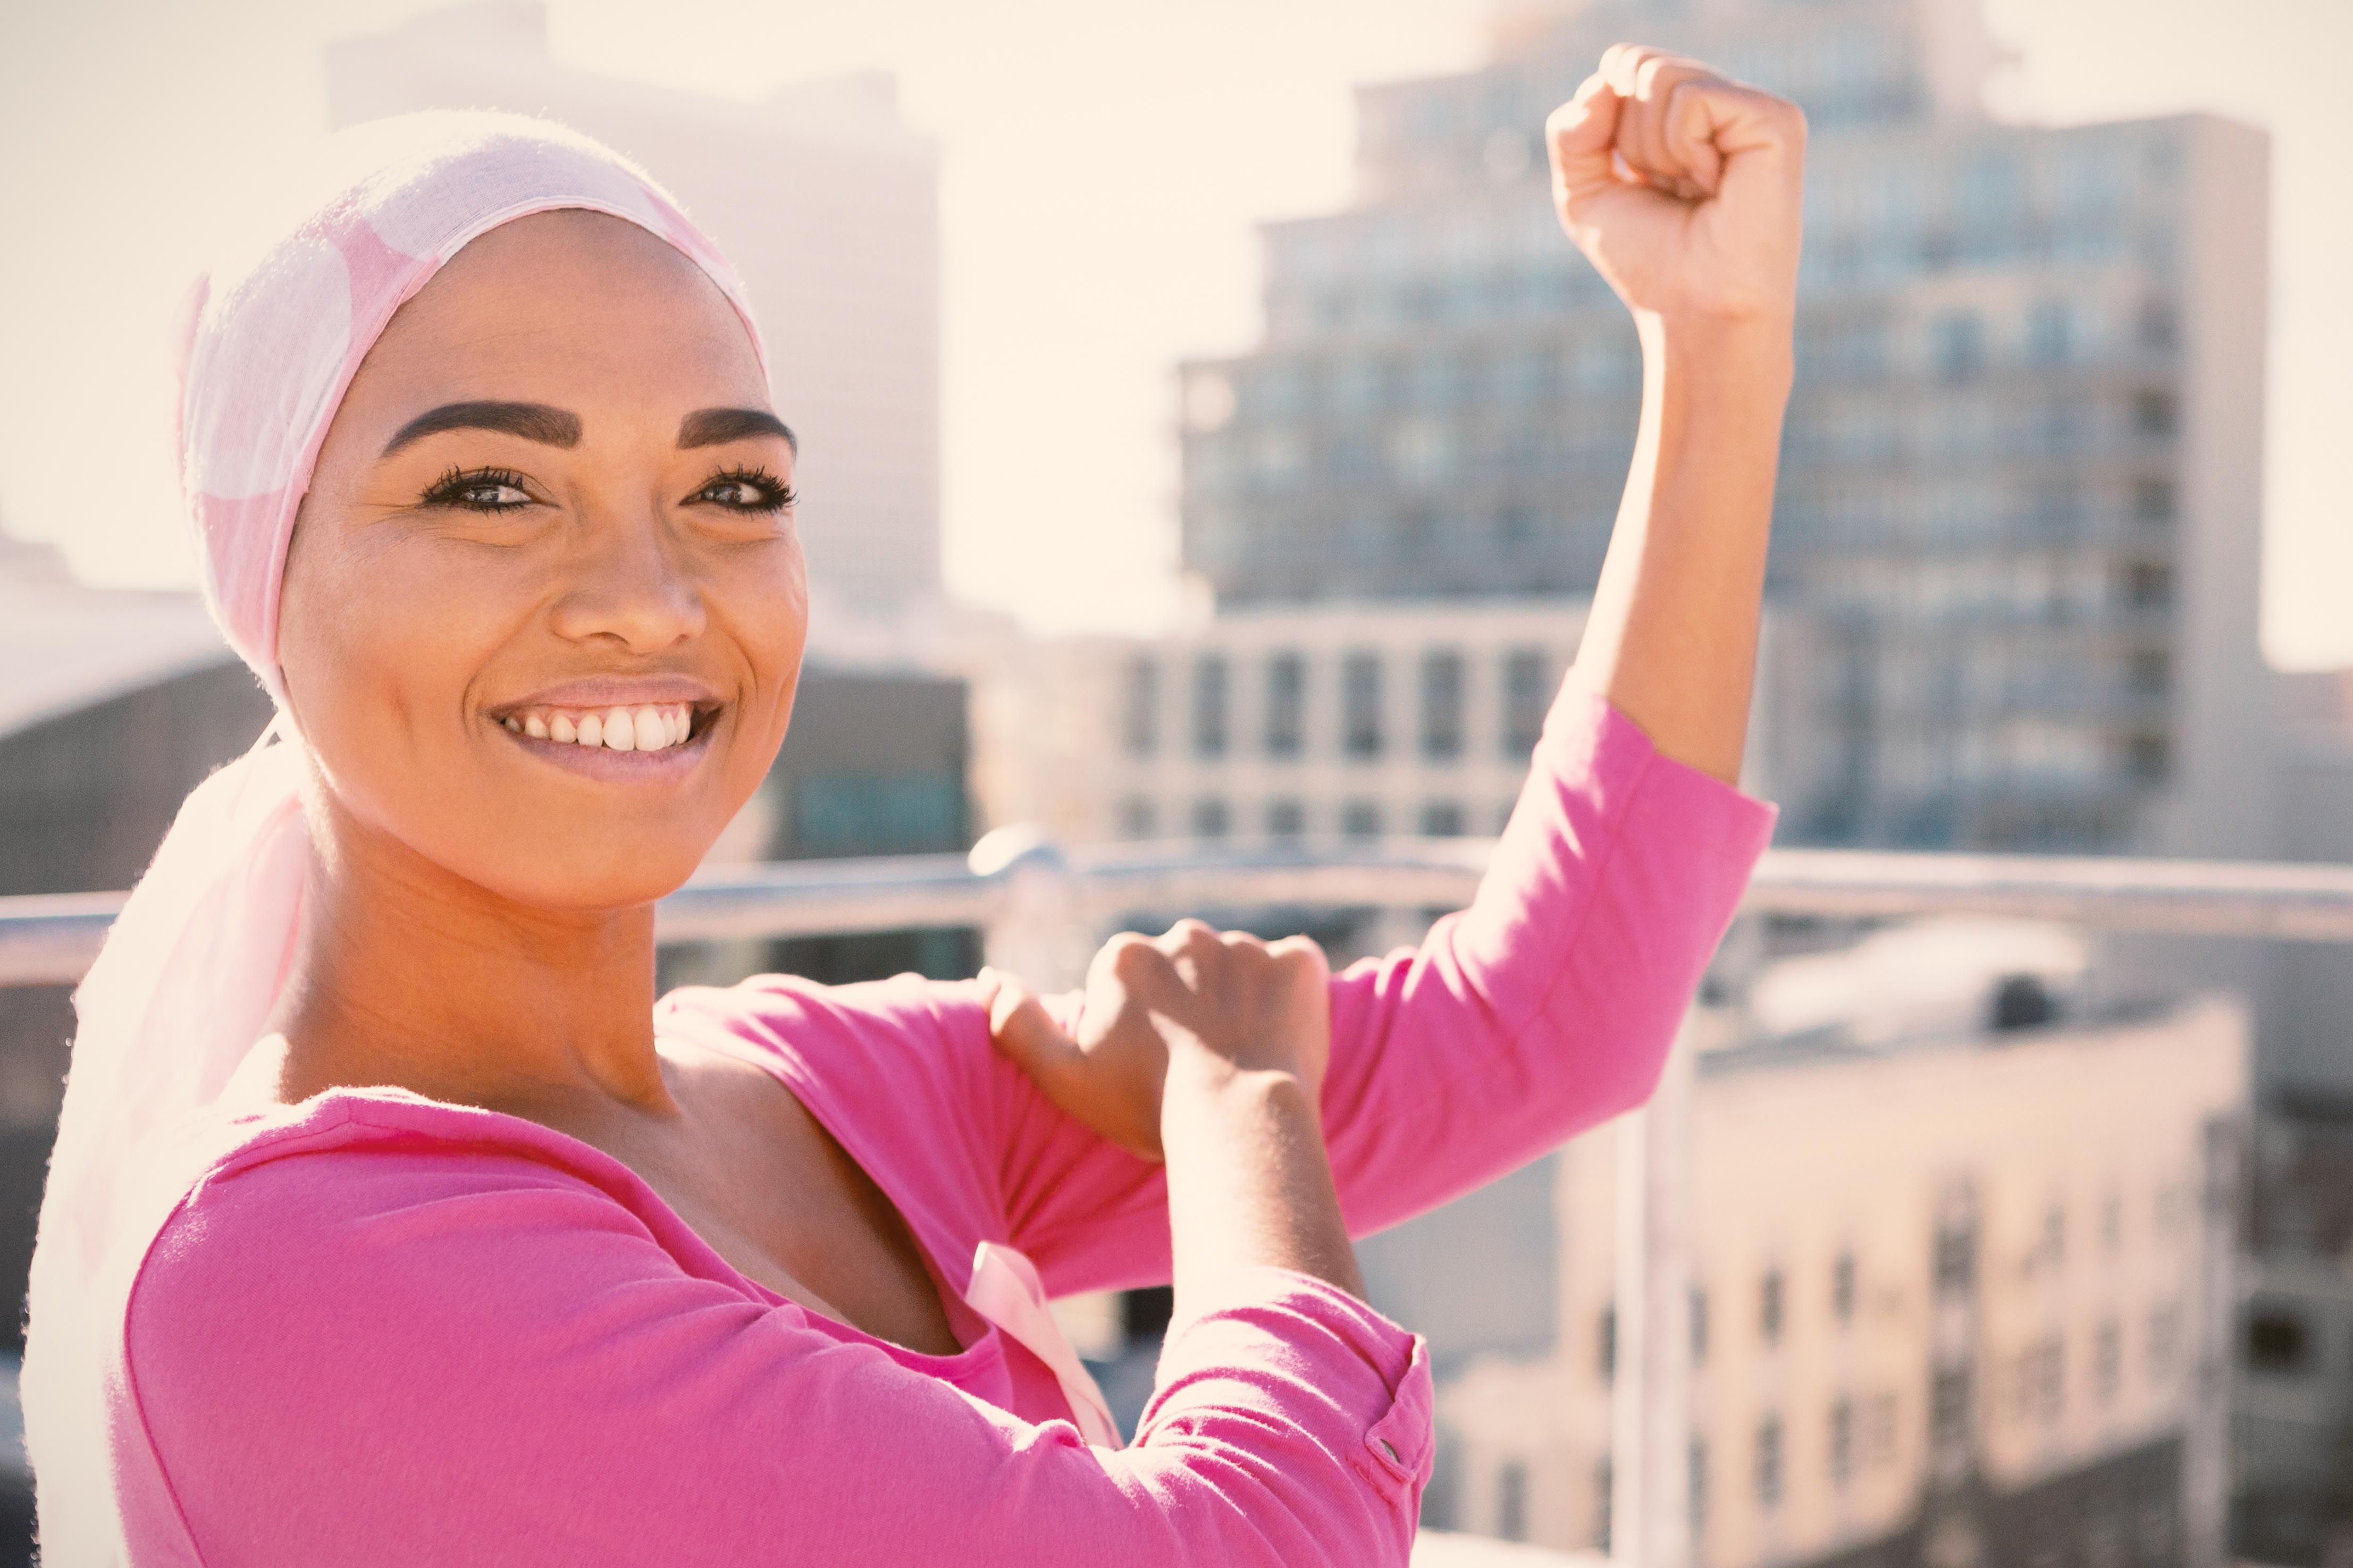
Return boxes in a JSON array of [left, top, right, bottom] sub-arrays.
[[4, 831, 2350, 1566], [7, 833, 2353, 990]]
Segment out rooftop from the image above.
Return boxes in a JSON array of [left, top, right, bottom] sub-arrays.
[[0, 531, 233, 742]]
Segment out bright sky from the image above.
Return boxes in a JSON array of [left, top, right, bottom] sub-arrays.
[[1, 0, 2345, 664]]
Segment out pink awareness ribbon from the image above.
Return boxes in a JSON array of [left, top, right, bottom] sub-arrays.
[[962, 1241, 1123, 1449]]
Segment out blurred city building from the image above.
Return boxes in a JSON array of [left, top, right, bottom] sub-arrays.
[[1425, 990, 2247, 1565], [662, 664, 981, 993], [973, 597, 1822, 857], [1175, 0, 2270, 870], [976, 600, 1586, 853], [324, 1, 944, 616], [2237, 1091, 2353, 1566]]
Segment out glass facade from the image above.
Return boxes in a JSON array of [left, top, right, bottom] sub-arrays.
[[1178, 0, 2201, 852]]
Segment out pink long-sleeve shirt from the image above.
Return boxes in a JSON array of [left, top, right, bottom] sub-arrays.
[[113, 679, 1775, 1567]]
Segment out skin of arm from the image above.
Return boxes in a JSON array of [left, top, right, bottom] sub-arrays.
[[1550, 45, 1807, 785], [985, 923, 1364, 1308]]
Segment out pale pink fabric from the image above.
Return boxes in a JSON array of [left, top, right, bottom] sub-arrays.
[[113, 680, 1776, 1566], [23, 111, 771, 1568]]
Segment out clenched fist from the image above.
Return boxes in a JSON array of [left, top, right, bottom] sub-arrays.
[[980, 920, 1331, 1162], [1548, 44, 1806, 326]]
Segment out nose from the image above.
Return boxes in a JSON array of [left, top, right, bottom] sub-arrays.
[[547, 502, 708, 653]]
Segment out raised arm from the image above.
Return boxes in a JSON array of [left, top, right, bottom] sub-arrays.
[[1557, 44, 1804, 784], [986, 48, 1799, 1293]]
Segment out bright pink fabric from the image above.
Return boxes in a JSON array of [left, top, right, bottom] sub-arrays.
[[114, 680, 1775, 1567]]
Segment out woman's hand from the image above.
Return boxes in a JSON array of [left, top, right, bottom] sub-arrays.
[[1547, 44, 1806, 327], [980, 920, 1331, 1162]]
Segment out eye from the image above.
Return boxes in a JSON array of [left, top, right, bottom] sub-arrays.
[[421, 466, 536, 513], [691, 465, 796, 513]]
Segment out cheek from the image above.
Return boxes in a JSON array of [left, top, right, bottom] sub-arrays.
[[714, 537, 810, 747], [279, 534, 522, 820]]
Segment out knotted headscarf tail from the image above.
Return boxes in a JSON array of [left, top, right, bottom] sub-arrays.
[[22, 111, 769, 1566]]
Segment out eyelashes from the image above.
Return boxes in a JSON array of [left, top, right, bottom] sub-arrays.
[[421, 465, 534, 512], [690, 463, 798, 514], [416, 464, 799, 516]]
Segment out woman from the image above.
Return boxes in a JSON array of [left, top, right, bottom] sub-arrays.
[[26, 45, 1798, 1568]]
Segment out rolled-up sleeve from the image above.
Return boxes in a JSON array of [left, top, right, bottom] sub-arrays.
[[120, 1147, 1430, 1568]]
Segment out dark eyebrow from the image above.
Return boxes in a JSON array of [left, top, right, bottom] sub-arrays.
[[381, 401, 582, 457], [678, 407, 797, 453]]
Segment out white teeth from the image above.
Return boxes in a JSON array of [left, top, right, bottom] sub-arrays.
[[507, 703, 698, 751]]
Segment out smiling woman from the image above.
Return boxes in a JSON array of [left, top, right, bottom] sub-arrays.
[[24, 55, 1796, 1568]]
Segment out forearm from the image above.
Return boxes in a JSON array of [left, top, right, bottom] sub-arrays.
[[1575, 312, 1794, 784], [1162, 1055, 1364, 1322]]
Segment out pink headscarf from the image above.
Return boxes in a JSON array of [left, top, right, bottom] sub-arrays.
[[22, 110, 768, 1565]]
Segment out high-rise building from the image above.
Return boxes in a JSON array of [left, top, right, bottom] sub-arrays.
[[324, 1, 943, 613], [1175, 0, 2270, 861]]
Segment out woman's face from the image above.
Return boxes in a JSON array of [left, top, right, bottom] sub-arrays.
[[278, 209, 805, 912]]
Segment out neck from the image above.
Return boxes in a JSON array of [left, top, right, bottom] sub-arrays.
[[266, 790, 675, 1125]]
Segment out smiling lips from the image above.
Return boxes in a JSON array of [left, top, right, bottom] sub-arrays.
[[499, 703, 698, 752]]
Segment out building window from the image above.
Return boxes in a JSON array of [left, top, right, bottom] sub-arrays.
[[2133, 478, 2176, 522], [2128, 732, 2172, 782], [2095, 1319, 2122, 1403], [1190, 798, 1230, 840], [1264, 651, 1306, 758], [1590, 1456, 1611, 1551], [1121, 655, 1158, 757], [2247, 1309, 2311, 1375], [1265, 797, 1305, 841], [1829, 1396, 1854, 1486], [1420, 649, 1465, 760], [1342, 651, 1384, 758], [1691, 1286, 1709, 1364], [1191, 654, 1229, 759], [1754, 1415, 1783, 1509], [2027, 299, 2073, 365], [2138, 298, 2179, 351], [1931, 309, 1985, 382], [2133, 389, 2178, 436], [1934, 1365, 1975, 1445], [1833, 1252, 1857, 1325], [1341, 800, 1382, 839], [1497, 1459, 1528, 1542], [2127, 650, 2171, 695], [1935, 1217, 1976, 1294], [1760, 1269, 1785, 1347], [2102, 1192, 2126, 1251], [1420, 800, 1466, 837], [1502, 648, 1549, 755], [1116, 796, 1156, 841], [2043, 1203, 2066, 1269], [1688, 1437, 1708, 1536], [1598, 1306, 1616, 1382], [2124, 561, 2173, 608]]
